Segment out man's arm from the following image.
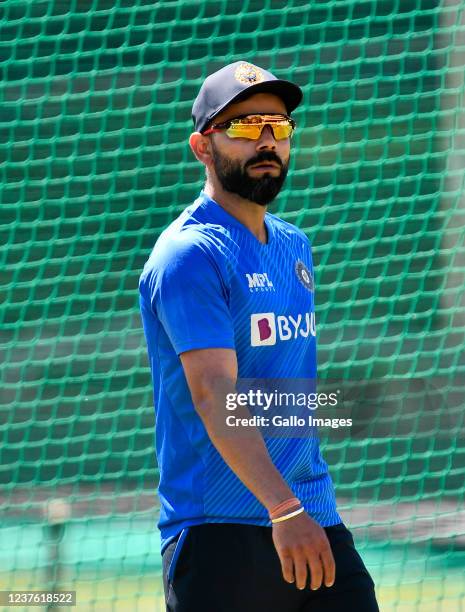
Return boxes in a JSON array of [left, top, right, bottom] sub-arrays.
[[180, 347, 335, 591]]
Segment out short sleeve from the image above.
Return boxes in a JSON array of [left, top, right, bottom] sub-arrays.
[[139, 235, 235, 355]]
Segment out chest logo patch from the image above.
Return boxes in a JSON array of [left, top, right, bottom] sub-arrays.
[[251, 311, 316, 347], [295, 260, 314, 292], [245, 272, 274, 292]]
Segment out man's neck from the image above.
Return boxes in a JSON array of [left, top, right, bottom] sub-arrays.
[[203, 180, 268, 244]]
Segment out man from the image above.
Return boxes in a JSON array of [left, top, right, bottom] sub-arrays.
[[139, 61, 379, 612]]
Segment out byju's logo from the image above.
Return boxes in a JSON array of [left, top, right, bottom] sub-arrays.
[[250, 312, 316, 347], [245, 272, 274, 292], [251, 313, 276, 346]]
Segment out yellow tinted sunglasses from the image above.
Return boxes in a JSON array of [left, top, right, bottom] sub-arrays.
[[202, 113, 295, 140]]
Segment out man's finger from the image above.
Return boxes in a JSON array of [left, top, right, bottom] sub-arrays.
[[278, 552, 295, 584], [307, 553, 324, 590], [320, 547, 336, 587], [293, 551, 308, 590]]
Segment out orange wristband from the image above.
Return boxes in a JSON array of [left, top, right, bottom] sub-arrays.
[[269, 497, 301, 520]]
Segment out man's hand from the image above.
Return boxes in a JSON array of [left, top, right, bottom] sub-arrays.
[[272, 512, 335, 591]]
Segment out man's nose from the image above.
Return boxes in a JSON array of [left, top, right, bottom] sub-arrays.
[[256, 124, 277, 150]]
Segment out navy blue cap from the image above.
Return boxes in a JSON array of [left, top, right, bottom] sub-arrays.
[[192, 61, 303, 133]]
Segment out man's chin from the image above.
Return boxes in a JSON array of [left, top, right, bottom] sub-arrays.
[[224, 184, 280, 206], [244, 188, 281, 207]]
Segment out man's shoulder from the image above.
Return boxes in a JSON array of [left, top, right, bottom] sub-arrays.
[[160, 218, 235, 261], [140, 205, 236, 284]]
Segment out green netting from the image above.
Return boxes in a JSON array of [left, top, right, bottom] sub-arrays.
[[1, 0, 465, 610]]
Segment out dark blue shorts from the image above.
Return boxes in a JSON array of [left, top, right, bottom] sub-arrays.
[[162, 522, 379, 612]]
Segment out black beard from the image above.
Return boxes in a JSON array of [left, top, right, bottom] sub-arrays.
[[210, 142, 289, 206]]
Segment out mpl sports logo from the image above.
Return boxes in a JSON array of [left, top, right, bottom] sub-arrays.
[[245, 272, 275, 292], [250, 312, 316, 347]]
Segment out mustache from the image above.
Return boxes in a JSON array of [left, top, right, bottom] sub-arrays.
[[245, 152, 284, 169]]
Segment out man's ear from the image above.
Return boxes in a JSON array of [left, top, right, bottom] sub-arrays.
[[189, 132, 213, 167]]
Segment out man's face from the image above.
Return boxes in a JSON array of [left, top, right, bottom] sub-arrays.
[[206, 93, 291, 206]]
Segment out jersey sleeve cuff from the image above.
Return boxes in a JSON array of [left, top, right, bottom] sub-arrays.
[[175, 338, 236, 356]]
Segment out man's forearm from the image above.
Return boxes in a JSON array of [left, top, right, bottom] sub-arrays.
[[195, 399, 294, 511]]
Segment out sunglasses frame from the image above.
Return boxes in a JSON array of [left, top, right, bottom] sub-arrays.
[[202, 113, 296, 140]]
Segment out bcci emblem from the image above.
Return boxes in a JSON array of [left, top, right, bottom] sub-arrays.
[[295, 260, 314, 292], [234, 62, 265, 85]]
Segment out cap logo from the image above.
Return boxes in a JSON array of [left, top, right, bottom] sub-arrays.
[[234, 62, 265, 85]]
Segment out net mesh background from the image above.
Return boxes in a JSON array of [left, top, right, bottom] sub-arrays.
[[1, 1, 464, 610]]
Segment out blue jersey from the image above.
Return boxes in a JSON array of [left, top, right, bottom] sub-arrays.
[[139, 191, 341, 552]]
